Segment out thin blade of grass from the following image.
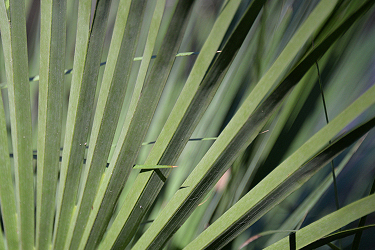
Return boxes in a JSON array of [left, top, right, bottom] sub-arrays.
[[266, 135, 366, 246], [231, 68, 316, 205], [98, 0, 253, 248], [181, 3, 375, 244], [0, 1, 33, 249], [184, 113, 375, 249], [36, 0, 67, 249], [0, 232, 4, 250], [133, 165, 178, 169], [351, 175, 375, 250], [265, 194, 375, 249], [52, 1, 113, 249], [64, 1, 147, 249], [81, 1, 196, 249], [76, 0, 162, 247], [0, 83, 18, 250], [131, 1, 339, 249], [301, 225, 375, 250], [0, 51, 219, 88], [218, 0, 375, 218], [191, 21, 273, 226]]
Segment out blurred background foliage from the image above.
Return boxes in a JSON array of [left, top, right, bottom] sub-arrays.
[[1, 0, 375, 249]]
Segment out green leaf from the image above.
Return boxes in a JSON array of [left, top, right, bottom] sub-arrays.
[[351, 176, 375, 249], [98, 0, 255, 248], [52, 1, 113, 249], [133, 165, 178, 169], [0, 1, 33, 249], [0, 75, 18, 250], [131, 0, 339, 248], [0, 232, 4, 250], [0, 51, 218, 88], [63, 1, 148, 249], [265, 195, 375, 249], [300, 225, 375, 250], [266, 135, 366, 246], [1, 1, 375, 249], [81, 0, 196, 249], [36, 0, 67, 249], [184, 112, 375, 249]]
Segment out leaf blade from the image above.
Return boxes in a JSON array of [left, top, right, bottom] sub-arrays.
[[64, 1, 148, 249], [0, 1, 33, 249], [131, 0, 339, 248], [83, 0, 196, 249], [52, 1, 113, 249], [36, 0, 67, 249], [265, 194, 375, 249]]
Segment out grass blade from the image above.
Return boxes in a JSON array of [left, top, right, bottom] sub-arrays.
[[265, 194, 375, 249], [0, 51, 216, 88], [52, 1, 113, 249], [181, 2, 375, 243], [131, 0, 338, 248], [301, 225, 375, 250], [351, 176, 375, 249], [36, 0, 67, 249], [76, 0, 162, 246], [0, 232, 4, 250], [266, 135, 366, 246], [82, 1, 196, 249], [64, 1, 147, 249], [98, 0, 250, 248], [133, 165, 178, 169], [0, 81, 18, 250], [184, 113, 375, 249], [0, 1, 33, 249]]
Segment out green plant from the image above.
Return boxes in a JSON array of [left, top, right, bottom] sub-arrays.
[[1, 0, 375, 249]]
